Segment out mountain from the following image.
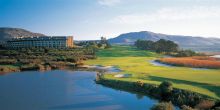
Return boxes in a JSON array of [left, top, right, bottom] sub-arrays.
[[0, 27, 45, 41], [108, 31, 220, 52]]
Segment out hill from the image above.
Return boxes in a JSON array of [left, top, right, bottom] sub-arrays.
[[108, 31, 220, 52], [0, 27, 45, 41]]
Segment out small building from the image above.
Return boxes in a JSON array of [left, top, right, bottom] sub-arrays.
[[6, 36, 74, 49]]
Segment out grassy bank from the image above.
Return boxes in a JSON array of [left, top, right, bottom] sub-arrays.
[[96, 75, 215, 108], [85, 45, 220, 99]]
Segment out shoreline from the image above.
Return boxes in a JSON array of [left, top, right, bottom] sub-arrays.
[[1, 63, 220, 109], [96, 74, 219, 109], [0, 63, 77, 75], [80, 63, 220, 109], [0, 64, 120, 75]]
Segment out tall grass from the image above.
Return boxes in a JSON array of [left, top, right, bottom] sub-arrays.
[[159, 57, 220, 69]]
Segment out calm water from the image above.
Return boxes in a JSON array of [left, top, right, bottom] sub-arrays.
[[150, 60, 174, 67], [0, 70, 158, 110]]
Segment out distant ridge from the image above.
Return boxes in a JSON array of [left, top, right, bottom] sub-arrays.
[[108, 31, 220, 52], [0, 27, 45, 41]]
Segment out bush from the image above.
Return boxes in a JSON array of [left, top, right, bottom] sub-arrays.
[[159, 81, 173, 94], [151, 102, 174, 110], [0, 59, 17, 65], [159, 81, 173, 101], [0, 66, 9, 72], [0, 66, 19, 73], [175, 50, 197, 57], [66, 57, 79, 62], [195, 100, 215, 110], [20, 64, 39, 71], [181, 105, 196, 110]]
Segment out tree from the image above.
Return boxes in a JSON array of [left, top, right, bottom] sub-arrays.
[[159, 81, 173, 101], [98, 36, 111, 49], [175, 50, 197, 57], [159, 81, 173, 94], [154, 39, 178, 53], [135, 39, 155, 50], [105, 42, 111, 48], [135, 39, 178, 53]]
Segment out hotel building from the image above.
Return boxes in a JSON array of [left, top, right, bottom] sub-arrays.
[[7, 36, 74, 49]]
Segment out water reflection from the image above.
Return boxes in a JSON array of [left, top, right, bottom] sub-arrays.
[[0, 70, 158, 110]]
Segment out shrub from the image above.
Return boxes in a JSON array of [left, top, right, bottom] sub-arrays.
[[0, 66, 19, 73], [159, 81, 173, 101], [181, 105, 196, 110], [171, 89, 203, 107], [159, 81, 173, 94], [66, 57, 79, 62], [151, 102, 174, 110], [0, 59, 17, 65], [20, 64, 39, 71], [211, 102, 220, 110], [195, 100, 215, 110], [175, 50, 197, 57], [45, 65, 51, 71], [96, 73, 104, 82], [37, 64, 45, 71]]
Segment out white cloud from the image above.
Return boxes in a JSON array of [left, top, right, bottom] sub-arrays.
[[110, 6, 220, 25], [107, 6, 220, 38], [97, 0, 122, 6]]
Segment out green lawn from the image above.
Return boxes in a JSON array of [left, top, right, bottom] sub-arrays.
[[96, 45, 159, 57], [85, 45, 220, 99]]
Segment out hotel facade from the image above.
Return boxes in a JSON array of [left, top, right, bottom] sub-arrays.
[[7, 36, 74, 49]]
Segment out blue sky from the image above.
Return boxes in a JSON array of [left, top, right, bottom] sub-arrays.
[[1, 0, 220, 40]]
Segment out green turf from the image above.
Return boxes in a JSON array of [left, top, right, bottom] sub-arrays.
[[85, 45, 220, 99], [96, 45, 159, 57]]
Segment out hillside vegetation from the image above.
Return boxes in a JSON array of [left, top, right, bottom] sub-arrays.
[[85, 45, 220, 99]]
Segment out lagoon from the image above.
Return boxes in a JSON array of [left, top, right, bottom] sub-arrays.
[[0, 70, 158, 110]]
